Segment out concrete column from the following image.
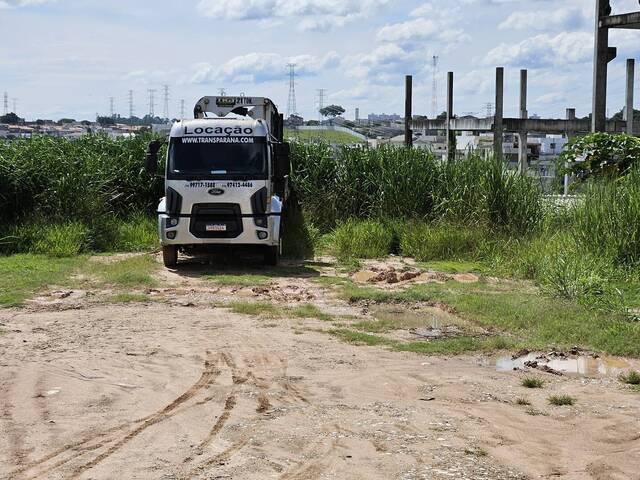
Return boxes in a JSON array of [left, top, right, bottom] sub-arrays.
[[404, 75, 413, 147], [626, 59, 635, 135], [446, 72, 455, 161], [494, 67, 504, 163], [592, 0, 614, 132], [518, 69, 528, 175], [564, 108, 576, 196]]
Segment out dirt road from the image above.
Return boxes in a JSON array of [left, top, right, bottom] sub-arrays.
[[1, 257, 639, 479]]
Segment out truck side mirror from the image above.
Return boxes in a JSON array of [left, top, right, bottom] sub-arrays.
[[145, 140, 162, 176], [273, 143, 291, 179]]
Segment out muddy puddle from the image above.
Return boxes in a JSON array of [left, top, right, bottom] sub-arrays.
[[496, 352, 630, 377]]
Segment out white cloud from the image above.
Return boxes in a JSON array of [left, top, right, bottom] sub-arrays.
[[499, 5, 589, 31], [0, 0, 55, 7], [484, 31, 594, 68], [189, 51, 340, 84], [344, 43, 428, 84], [196, 0, 389, 30], [376, 17, 469, 46]]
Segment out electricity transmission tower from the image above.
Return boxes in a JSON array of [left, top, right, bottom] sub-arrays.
[[180, 99, 185, 119], [484, 102, 494, 118], [128, 90, 134, 118], [317, 89, 326, 122], [431, 55, 439, 118], [163, 85, 170, 120], [148, 89, 156, 117], [286, 63, 297, 118], [3, 92, 8, 115], [218, 88, 227, 96], [109, 97, 115, 118]]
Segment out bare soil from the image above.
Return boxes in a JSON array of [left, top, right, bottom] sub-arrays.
[[1, 255, 640, 480]]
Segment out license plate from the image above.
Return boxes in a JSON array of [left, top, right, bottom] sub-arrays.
[[206, 224, 227, 232]]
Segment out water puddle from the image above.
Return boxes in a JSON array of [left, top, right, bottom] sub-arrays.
[[496, 352, 630, 377]]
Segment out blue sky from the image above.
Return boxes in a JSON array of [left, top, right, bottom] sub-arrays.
[[0, 0, 638, 121]]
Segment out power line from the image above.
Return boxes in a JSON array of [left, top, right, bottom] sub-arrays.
[[317, 88, 326, 122], [163, 85, 170, 120], [148, 89, 156, 117], [286, 63, 297, 118], [431, 55, 439, 118]]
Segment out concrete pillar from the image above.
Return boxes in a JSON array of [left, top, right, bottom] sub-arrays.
[[518, 69, 528, 175], [494, 67, 504, 163], [592, 0, 616, 132], [404, 75, 413, 147], [446, 72, 455, 161], [626, 59, 635, 135], [564, 108, 576, 196]]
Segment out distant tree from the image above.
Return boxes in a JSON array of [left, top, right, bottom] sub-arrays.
[[436, 111, 447, 120], [305, 120, 320, 126], [97, 116, 116, 126], [610, 108, 640, 122], [58, 118, 76, 124], [80, 120, 92, 126], [0, 112, 22, 124], [319, 105, 345, 119]]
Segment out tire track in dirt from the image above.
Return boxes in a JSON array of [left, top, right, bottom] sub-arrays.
[[1, 371, 29, 479], [9, 354, 221, 480], [279, 439, 339, 480]]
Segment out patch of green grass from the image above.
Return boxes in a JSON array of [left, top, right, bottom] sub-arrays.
[[515, 397, 531, 406], [228, 301, 283, 317], [331, 220, 396, 260], [548, 395, 576, 406], [285, 128, 365, 145], [352, 319, 397, 333], [205, 274, 271, 287], [86, 255, 159, 287], [105, 214, 159, 252], [521, 377, 545, 389], [464, 447, 488, 457], [107, 292, 152, 303], [619, 370, 640, 385], [395, 336, 513, 355], [0, 254, 86, 306], [290, 303, 333, 322], [400, 222, 485, 262], [330, 329, 396, 347]]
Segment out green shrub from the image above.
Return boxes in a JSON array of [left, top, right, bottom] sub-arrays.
[[619, 370, 640, 385], [548, 394, 576, 406], [331, 219, 395, 260], [399, 222, 484, 261], [521, 377, 544, 389]]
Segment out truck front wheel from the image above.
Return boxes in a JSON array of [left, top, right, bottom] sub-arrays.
[[264, 245, 279, 266], [163, 246, 178, 268]]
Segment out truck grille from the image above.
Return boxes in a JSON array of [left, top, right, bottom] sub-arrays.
[[189, 203, 243, 239]]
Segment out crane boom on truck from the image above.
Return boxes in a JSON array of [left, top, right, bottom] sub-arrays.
[[145, 96, 291, 267]]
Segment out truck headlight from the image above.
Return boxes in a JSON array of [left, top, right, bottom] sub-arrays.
[[167, 218, 179, 228], [254, 216, 268, 228], [167, 231, 177, 240], [257, 231, 268, 240]]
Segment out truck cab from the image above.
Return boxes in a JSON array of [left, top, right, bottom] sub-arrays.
[[145, 96, 290, 267]]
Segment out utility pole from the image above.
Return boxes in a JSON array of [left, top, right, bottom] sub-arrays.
[[148, 89, 156, 118], [128, 90, 134, 118], [446, 72, 455, 161], [431, 55, 439, 118], [494, 67, 504, 164], [626, 59, 635, 135], [286, 63, 297, 119], [163, 85, 170, 120], [518, 69, 528, 175]]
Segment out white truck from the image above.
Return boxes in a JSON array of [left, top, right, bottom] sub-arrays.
[[145, 96, 291, 268]]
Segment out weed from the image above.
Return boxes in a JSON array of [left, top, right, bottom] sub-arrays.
[[619, 370, 640, 385], [525, 408, 546, 416], [548, 395, 576, 406], [521, 377, 545, 389], [329, 329, 395, 347], [107, 293, 152, 303], [331, 219, 396, 260], [290, 304, 333, 322], [464, 447, 488, 457], [228, 302, 282, 317], [86, 255, 158, 287], [205, 274, 271, 287], [515, 398, 531, 406]]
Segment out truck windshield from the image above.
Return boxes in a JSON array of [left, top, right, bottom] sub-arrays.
[[168, 137, 267, 179]]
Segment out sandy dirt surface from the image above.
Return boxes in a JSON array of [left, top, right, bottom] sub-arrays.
[[1, 256, 640, 480]]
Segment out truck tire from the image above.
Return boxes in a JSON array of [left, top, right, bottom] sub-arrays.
[[163, 246, 178, 268], [264, 245, 279, 266]]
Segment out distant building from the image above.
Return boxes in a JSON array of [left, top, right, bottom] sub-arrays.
[[368, 113, 402, 122]]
